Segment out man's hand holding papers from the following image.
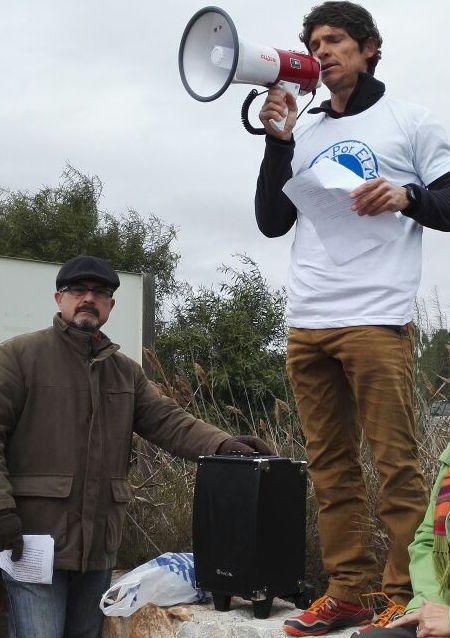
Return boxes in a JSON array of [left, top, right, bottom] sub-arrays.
[[0, 535, 54, 584], [350, 176, 410, 216], [282, 158, 402, 265]]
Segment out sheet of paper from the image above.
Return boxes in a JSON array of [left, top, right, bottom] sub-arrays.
[[283, 158, 403, 265], [0, 534, 54, 584]]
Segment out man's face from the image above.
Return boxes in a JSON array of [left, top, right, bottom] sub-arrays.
[[308, 25, 376, 93], [54, 279, 115, 333]]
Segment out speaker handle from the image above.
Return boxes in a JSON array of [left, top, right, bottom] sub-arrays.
[[241, 81, 301, 136], [242, 84, 317, 136], [268, 81, 300, 132]]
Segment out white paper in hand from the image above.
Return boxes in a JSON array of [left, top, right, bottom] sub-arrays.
[[0, 535, 54, 584], [282, 158, 403, 265]]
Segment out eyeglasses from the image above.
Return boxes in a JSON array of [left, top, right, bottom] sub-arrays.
[[59, 284, 114, 299]]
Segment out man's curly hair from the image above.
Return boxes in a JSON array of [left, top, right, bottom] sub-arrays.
[[300, 1, 382, 75]]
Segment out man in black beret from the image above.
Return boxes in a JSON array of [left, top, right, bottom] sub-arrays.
[[0, 255, 271, 638], [54, 255, 121, 334]]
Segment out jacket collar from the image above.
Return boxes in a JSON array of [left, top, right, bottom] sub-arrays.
[[53, 314, 120, 360], [308, 73, 385, 119]]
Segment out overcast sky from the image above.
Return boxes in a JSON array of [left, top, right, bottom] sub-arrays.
[[1, 0, 449, 324]]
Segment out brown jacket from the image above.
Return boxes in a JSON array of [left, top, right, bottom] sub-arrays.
[[0, 315, 230, 571]]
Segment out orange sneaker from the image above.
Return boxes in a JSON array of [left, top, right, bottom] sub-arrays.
[[350, 595, 405, 636], [283, 595, 375, 636]]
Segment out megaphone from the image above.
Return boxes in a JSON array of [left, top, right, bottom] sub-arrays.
[[178, 6, 321, 134]]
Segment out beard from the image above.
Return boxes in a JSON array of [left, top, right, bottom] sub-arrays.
[[70, 307, 101, 333]]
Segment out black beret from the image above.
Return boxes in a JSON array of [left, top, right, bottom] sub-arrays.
[[56, 256, 120, 291]]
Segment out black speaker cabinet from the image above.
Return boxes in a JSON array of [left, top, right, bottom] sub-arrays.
[[193, 454, 310, 618]]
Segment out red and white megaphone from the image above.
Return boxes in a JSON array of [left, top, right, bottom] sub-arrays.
[[178, 6, 321, 134]]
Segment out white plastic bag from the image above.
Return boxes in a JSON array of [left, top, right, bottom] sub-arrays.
[[99, 552, 209, 617]]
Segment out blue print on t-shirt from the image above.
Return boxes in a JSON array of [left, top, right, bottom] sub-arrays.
[[310, 140, 379, 181]]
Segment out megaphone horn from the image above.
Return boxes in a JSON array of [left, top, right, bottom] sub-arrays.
[[178, 6, 321, 133]]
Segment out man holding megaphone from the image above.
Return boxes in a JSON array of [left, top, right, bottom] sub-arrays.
[[255, 1, 450, 637]]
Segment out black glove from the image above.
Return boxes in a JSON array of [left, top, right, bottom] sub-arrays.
[[217, 435, 274, 456], [0, 510, 24, 561]]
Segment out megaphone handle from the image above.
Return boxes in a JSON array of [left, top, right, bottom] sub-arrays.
[[269, 81, 300, 132]]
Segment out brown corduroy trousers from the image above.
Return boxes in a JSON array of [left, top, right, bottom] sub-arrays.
[[286, 323, 428, 606]]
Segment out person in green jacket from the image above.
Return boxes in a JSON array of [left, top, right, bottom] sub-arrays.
[[352, 443, 450, 638]]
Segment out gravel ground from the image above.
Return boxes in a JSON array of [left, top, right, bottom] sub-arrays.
[[176, 597, 359, 638]]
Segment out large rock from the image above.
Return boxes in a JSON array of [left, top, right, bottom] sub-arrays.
[[102, 604, 192, 638], [102, 597, 357, 638]]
